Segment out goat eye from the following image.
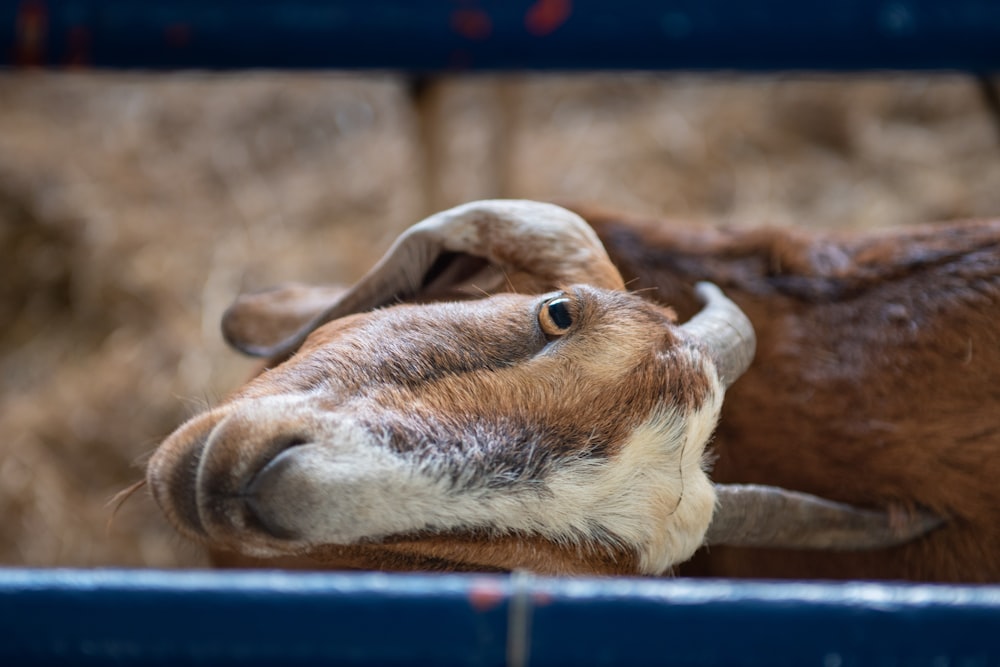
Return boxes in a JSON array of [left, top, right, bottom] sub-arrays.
[[539, 297, 574, 336]]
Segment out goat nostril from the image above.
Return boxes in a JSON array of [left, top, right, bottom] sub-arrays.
[[265, 434, 310, 457], [243, 443, 310, 541], [192, 420, 314, 541], [244, 434, 311, 495], [243, 494, 300, 541], [281, 435, 309, 450]]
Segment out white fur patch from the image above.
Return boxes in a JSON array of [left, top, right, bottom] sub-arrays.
[[249, 355, 724, 574], [534, 358, 723, 574]]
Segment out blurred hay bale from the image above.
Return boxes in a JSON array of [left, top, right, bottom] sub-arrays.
[[0, 71, 996, 567], [0, 72, 421, 566]]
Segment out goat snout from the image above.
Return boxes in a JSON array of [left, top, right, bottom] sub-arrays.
[[243, 445, 313, 540], [148, 397, 343, 554], [195, 414, 304, 549]]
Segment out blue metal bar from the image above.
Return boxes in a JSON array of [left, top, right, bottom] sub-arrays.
[[2, 1, 999, 72], [2, 569, 1000, 666]]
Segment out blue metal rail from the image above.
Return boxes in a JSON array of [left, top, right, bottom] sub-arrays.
[[2, 569, 1000, 666], [2, 4, 999, 666], [2, 0, 1000, 72]]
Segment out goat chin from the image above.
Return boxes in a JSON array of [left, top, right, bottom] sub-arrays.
[[148, 200, 1000, 583]]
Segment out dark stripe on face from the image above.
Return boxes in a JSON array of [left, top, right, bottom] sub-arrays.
[[368, 416, 613, 494], [376, 321, 544, 386]]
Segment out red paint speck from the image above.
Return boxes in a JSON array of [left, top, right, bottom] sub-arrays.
[[525, 0, 572, 37], [468, 581, 506, 611], [15, 0, 48, 66], [451, 9, 492, 40], [532, 590, 553, 606]]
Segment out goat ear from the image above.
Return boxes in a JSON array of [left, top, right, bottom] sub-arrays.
[[221, 284, 348, 356], [224, 200, 626, 358], [705, 483, 944, 550]]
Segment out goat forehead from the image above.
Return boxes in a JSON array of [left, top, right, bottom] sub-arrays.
[[250, 287, 669, 392], [309, 287, 663, 346], [225, 288, 705, 463]]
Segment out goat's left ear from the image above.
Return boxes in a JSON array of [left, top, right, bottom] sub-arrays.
[[222, 284, 347, 357], [223, 200, 626, 358]]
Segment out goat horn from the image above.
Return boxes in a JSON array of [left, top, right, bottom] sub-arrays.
[[680, 282, 756, 389], [227, 200, 624, 358], [706, 483, 945, 549]]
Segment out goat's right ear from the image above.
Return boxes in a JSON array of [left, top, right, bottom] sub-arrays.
[[223, 200, 625, 358]]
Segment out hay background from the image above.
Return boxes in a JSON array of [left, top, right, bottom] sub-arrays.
[[0, 72, 997, 568]]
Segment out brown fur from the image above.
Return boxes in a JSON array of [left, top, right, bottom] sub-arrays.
[[150, 203, 1000, 582], [582, 209, 1000, 582], [211, 530, 641, 575]]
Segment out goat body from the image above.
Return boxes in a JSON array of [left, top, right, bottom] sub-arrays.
[[588, 211, 1000, 581], [148, 201, 1000, 582]]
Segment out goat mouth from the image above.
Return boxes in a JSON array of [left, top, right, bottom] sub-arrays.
[[149, 413, 305, 548], [147, 424, 212, 543], [191, 420, 313, 550]]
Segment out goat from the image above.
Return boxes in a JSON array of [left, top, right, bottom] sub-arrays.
[[147, 200, 998, 581]]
